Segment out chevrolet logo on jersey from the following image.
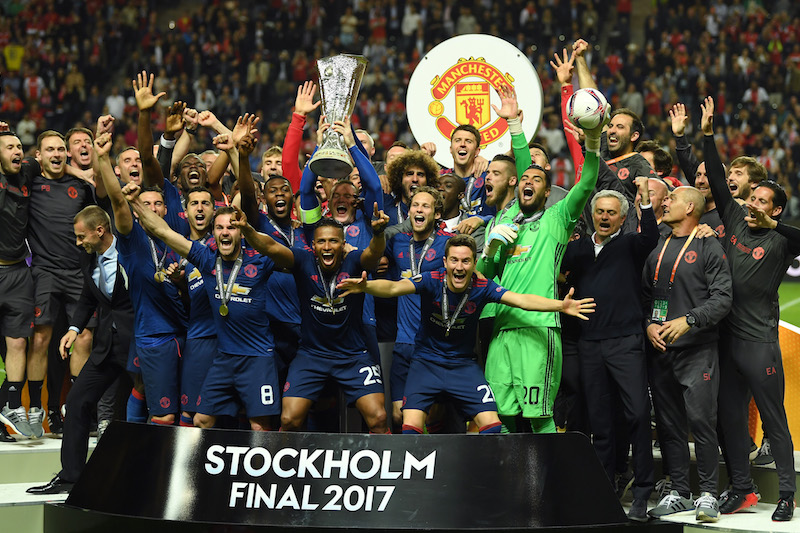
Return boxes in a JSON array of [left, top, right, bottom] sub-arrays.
[[311, 295, 345, 307], [507, 244, 531, 258], [188, 268, 202, 281], [401, 269, 413, 279], [430, 311, 465, 330], [231, 284, 251, 296]]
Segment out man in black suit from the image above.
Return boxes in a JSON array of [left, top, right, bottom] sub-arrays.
[[27, 204, 133, 494]]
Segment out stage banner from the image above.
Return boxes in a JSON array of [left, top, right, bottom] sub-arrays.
[[65, 423, 627, 529], [406, 34, 543, 169]]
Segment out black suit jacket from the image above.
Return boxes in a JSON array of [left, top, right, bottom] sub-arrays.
[[72, 246, 134, 366]]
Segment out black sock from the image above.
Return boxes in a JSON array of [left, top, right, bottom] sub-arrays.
[[7, 382, 24, 409], [28, 380, 44, 408], [779, 491, 794, 501]]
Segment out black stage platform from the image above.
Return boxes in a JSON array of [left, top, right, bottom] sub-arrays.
[[43, 422, 683, 532]]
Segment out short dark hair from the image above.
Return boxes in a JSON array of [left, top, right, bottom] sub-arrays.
[[314, 217, 345, 238], [753, 180, 787, 219], [524, 163, 551, 188], [491, 154, 517, 176], [527, 141, 551, 163], [211, 206, 236, 225], [451, 124, 481, 144], [140, 186, 165, 200], [730, 156, 767, 184], [186, 186, 214, 203], [265, 174, 292, 188], [445, 233, 477, 259], [636, 140, 673, 177]]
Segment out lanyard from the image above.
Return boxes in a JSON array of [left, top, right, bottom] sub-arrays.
[[215, 253, 243, 315], [441, 277, 471, 336], [268, 215, 294, 247], [486, 198, 518, 235], [653, 226, 698, 287], [410, 234, 435, 277], [605, 152, 638, 166], [148, 237, 169, 282], [315, 262, 340, 313], [513, 208, 544, 226], [396, 202, 406, 223]]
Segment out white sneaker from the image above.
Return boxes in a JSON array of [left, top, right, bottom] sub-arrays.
[[695, 492, 719, 522], [0, 404, 33, 437], [28, 407, 45, 439]]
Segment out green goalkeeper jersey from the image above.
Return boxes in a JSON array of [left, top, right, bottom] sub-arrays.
[[478, 151, 599, 329]]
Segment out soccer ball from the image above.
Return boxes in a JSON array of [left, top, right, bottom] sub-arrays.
[[566, 88, 610, 130]]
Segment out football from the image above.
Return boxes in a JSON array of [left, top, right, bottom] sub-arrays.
[[566, 88, 611, 130]]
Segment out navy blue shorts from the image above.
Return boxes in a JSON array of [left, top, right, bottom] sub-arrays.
[[403, 357, 497, 419], [181, 336, 218, 411], [283, 349, 384, 405], [136, 336, 184, 416], [390, 342, 414, 402], [197, 353, 280, 418], [126, 338, 140, 375]]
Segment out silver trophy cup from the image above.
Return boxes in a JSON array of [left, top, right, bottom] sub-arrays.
[[309, 55, 369, 179]]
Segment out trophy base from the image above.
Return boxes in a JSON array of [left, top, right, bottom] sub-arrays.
[[309, 149, 354, 180]]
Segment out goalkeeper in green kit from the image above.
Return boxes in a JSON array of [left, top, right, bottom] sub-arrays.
[[477, 88, 606, 434]]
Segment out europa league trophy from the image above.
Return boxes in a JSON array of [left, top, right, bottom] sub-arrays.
[[308, 54, 369, 179]]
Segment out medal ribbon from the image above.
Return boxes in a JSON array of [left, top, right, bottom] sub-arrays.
[[215, 253, 243, 307], [315, 261, 340, 309], [441, 276, 472, 336], [268, 215, 294, 247], [410, 234, 435, 277], [148, 237, 169, 274]]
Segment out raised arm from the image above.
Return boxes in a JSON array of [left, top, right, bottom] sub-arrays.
[[341, 119, 383, 211], [283, 82, 321, 192], [552, 49, 585, 182], [500, 287, 595, 320], [573, 39, 597, 90], [122, 182, 192, 257], [563, 123, 603, 220], [491, 83, 529, 176], [93, 133, 132, 235], [359, 203, 389, 270], [669, 103, 701, 184], [336, 271, 416, 298], [133, 70, 167, 188], [230, 116, 262, 222], [227, 206, 294, 269], [700, 97, 734, 216]]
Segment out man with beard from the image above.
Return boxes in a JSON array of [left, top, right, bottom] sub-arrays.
[[384, 149, 439, 226], [440, 124, 494, 218], [336, 234, 594, 435], [21, 131, 95, 438], [125, 181, 281, 431], [476, 113, 603, 435], [236, 210, 391, 433], [383, 186, 452, 428], [0, 129, 39, 440], [235, 120, 309, 384], [89, 132, 187, 427], [671, 103, 729, 239], [702, 97, 798, 522], [299, 118, 385, 364]]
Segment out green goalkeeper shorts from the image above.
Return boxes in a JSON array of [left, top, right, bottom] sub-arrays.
[[485, 327, 562, 418]]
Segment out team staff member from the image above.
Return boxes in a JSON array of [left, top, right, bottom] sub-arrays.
[[477, 109, 603, 434], [701, 97, 798, 522], [643, 185, 732, 523], [237, 207, 391, 433], [27, 206, 134, 495], [26, 130, 96, 438], [0, 128, 39, 439], [336, 234, 595, 435], [384, 186, 452, 428], [561, 178, 659, 522], [126, 174, 283, 431]]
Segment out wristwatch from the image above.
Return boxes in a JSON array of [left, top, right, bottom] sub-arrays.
[[685, 313, 697, 327]]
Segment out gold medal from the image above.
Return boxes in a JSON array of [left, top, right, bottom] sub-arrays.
[[154, 271, 166, 283], [219, 304, 229, 316]]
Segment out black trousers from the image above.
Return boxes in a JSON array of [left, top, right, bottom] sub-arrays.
[[649, 341, 719, 497], [60, 330, 127, 482], [717, 335, 796, 494], [579, 334, 654, 500]]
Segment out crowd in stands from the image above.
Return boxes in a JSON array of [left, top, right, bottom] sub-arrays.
[[2, 0, 798, 217]]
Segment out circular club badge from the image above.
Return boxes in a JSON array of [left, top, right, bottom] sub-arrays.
[[407, 34, 543, 169]]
